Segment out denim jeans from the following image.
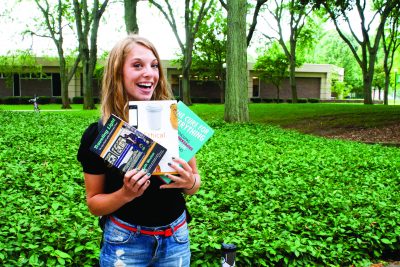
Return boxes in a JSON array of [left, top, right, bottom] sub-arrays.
[[100, 212, 190, 267]]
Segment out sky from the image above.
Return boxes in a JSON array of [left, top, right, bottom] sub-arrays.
[[0, 1, 183, 60], [0, 1, 377, 61]]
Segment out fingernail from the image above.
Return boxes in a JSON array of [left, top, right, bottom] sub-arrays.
[[142, 169, 147, 173], [172, 157, 176, 160], [167, 162, 172, 166], [147, 172, 151, 176]]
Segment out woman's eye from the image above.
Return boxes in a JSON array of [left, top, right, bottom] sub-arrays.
[[133, 63, 142, 68], [152, 64, 159, 69]]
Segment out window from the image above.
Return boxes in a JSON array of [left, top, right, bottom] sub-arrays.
[[252, 77, 260, 97]]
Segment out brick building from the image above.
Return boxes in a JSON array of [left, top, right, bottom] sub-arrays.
[[0, 58, 343, 102]]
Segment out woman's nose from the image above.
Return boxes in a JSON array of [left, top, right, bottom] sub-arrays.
[[142, 65, 154, 76]]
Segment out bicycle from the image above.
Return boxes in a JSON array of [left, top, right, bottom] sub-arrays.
[[28, 95, 40, 113]]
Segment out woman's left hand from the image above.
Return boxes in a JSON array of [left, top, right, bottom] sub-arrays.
[[160, 157, 198, 191]]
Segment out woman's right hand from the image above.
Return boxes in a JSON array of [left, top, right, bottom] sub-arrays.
[[121, 169, 151, 201]]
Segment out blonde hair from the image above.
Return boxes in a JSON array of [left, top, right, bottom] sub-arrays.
[[101, 35, 173, 123]]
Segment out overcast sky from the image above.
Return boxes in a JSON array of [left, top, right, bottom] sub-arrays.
[[0, 1, 375, 61], [0, 1, 184, 59]]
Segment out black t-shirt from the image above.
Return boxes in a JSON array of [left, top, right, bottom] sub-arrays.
[[77, 122, 186, 226]]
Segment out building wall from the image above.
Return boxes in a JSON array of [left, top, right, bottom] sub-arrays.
[[0, 78, 11, 97], [20, 79, 52, 96], [0, 60, 344, 101], [258, 77, 320, 99], [248, 64, 344, 100]]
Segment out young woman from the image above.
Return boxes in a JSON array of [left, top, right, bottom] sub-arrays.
[[77, 35, 201, 267]]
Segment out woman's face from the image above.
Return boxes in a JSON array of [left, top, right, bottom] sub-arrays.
[[122, 43, 159, 101]]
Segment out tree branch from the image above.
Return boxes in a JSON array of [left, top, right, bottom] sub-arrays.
[[247, 0, 268, 47]]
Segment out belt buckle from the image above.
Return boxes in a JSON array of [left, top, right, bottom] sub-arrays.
[[164, 228, 173, 237]]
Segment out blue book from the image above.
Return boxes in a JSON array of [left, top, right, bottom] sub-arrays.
[[90, 114, 167, 175]]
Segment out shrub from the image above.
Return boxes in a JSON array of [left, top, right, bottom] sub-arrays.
[[208, 98, 222, 104], [250, 97, 262, 103], [1, 112, 399, 266], [191, 97, 208, 103], [308, 98, 320, 103], [51, 97, 63, 104], [72, 96, 84, 104], [261, 98, 275, 103], [2, 96, 31, 104], [37, 96, 51, 104]]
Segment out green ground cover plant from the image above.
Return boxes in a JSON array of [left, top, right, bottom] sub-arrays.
[[0, 105, 399, 266]]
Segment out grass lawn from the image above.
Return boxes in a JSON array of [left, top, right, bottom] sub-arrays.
[[2, 103, 400, 134], [192, 103, 400, 133]]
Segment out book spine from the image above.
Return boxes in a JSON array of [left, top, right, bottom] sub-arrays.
[[91, 115, 121, 156]]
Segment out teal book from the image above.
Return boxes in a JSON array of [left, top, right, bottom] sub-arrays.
[[128, 101, 214, 184], [177, 101, 214, 161]]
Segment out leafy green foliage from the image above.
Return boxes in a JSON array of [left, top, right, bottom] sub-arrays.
[[331, 80, 352, 99], [0, 107, 399, 266], [254, 42, 289, 100], [0, 50, 43, 88], [192, 122, 400, 266], [0, 112, 99, 266], [310, 30, 363, 93]]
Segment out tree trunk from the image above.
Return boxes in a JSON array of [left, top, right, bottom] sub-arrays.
[[224, 0, 249, 122], [384, 74, 390, 105], [289, 41, 297, 103], [58, 57, 71, 109], [182, 65, 191, 104], [82, 58, 95, 109], [218, 78, 225, 103], [362, 65, 374, 104], [124, 0, 139, 34], [182, 43, 192, 105]]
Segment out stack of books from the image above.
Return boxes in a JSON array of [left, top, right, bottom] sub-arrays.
[[90, 101, 214, 183]]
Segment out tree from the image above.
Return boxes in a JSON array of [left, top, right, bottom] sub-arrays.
[[30, 0, 81, 109], [190, 4, 227, 103], [318, 0, 400, 104], [331, 80, 351, 99], [311, 30, 363, 96], [217, 0, 268, 122], [124, 0, 139, 34], [254, 42, 289, 102], [73, 0, 109, 110], [372, 64, 385, 100], [0, 50, 42, 91], [223, 0, 249, 122], [261, 0, 313, 103], [219, 0, 268, 47], [149, 0, 214, 105], [381, 9, 400, 105]]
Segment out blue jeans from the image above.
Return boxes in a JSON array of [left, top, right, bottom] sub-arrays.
[[100, 212, 191, 267]]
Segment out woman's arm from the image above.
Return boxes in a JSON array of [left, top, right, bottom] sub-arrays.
[[84, 169, 151, 216], [160, 157, 201, 195]]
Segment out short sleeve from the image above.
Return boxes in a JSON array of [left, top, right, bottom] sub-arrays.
[[77, 122, 106, 174]]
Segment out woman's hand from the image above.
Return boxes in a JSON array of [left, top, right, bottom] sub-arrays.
[[121, 168, 151, 201], [160, 157, 201, 194]]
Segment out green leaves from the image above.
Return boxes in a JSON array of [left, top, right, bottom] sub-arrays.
[[192, 122, 400, 266], [1, 110, 399, 266], [0, 111, 99, 266]]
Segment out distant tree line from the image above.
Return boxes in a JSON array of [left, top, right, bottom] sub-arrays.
[[1, 0, 399, 122]]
